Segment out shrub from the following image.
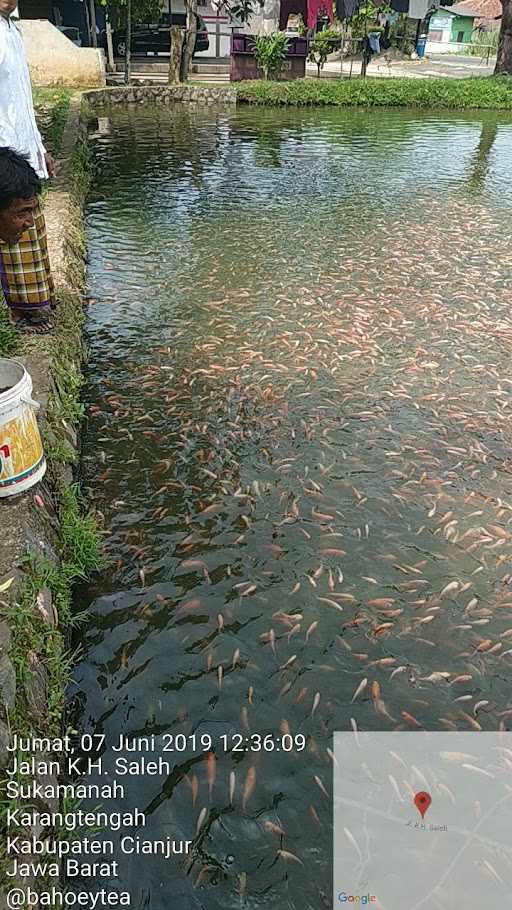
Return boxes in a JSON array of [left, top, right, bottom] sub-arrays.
[[252, 32, 290, 80]]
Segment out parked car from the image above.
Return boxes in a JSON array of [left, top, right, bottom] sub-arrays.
[[56, 24, 82, 46], [111, 15, 209, 57]]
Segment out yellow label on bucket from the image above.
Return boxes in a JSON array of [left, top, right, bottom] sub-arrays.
[[0, 408, 44, 489]]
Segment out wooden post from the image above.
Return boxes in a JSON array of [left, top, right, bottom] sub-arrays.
[[106, 14, 115, 72], [124, 0, 132, 84], [88, 0, 97, 47], [361, 17, 368, 76], [216, 8, 221, 58], [169, 25, 184, 81]]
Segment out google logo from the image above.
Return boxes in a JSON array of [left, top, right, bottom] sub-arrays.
[[338, 894, 377, 905]]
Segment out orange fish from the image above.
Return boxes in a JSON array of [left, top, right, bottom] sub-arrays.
[[243, 766, 256, 810], [206, 752, 216, 800]]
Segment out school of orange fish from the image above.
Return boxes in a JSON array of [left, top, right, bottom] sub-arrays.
[[78, 115, 512, 906]]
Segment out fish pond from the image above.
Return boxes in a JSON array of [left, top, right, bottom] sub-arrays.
[[73, 104, 512, 908]]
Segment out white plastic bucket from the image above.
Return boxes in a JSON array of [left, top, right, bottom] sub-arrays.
[[0, 358, 46, 497]]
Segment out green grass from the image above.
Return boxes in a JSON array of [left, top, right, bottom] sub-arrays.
[[59, 484, 105, 581], [0, 301, 18, 358], [33, 87, 74, 156], [235, 76, 512, 110], [4, 487, 104, 735]]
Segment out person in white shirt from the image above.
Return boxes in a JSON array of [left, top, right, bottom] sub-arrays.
[[0, 0, 57, 333]]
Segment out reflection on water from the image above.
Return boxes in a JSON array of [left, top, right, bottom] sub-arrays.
[[73, 104, 512, 908]]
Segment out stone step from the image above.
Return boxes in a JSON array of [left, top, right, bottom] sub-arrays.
[[107, 73, 231, 85]]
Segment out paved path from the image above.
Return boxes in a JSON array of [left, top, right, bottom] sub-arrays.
[[309, 51, 496, 80]]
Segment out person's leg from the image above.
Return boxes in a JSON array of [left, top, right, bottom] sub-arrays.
[[0, 204, 55, 333]]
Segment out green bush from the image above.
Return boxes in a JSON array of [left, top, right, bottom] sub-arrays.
[[235, 76, 512, 110], [251, 33, 290, 81]]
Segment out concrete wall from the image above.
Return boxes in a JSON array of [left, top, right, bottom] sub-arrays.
[[20, 19, 106, 87], [425, 37, 473, 52]]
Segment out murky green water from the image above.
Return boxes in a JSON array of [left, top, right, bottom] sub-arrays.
[[73, 104, 512, 908]]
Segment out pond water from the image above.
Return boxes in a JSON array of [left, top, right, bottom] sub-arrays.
[[73, 104, 512, 909]]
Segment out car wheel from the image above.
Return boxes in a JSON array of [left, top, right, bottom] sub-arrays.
[[116, 39, 127, 56]]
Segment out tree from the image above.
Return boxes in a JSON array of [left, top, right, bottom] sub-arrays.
[[173, 0, 262, 82], [88, 0, 98, 46], [169, 25, 184, 83], [181, 0, 199, 81], [99, 0, 162, 83], [308, 26, 341, 77], [102, 0, 262, 84], [99, 0, 162, 30], [495, 0, 512, 74]]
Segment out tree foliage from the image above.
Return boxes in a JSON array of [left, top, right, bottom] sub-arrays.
[[350, 0, 390, 38], [308, 26, 341, 76], [216, 0, 264, 23], [99, 0, 162, 29]]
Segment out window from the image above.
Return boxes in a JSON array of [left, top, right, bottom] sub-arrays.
[[457, 30, 465, 42]]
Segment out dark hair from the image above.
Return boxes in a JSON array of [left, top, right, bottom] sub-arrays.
[[0, 147, 41, 212]]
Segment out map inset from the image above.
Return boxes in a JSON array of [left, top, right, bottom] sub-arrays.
[[333, 732, 512, 909]]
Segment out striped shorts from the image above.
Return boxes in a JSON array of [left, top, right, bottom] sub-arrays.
[[0, 205, 56, 312]]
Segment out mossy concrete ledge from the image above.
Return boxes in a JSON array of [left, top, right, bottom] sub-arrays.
[[86, 84, 237, 106], [0, 96, 101, 899]]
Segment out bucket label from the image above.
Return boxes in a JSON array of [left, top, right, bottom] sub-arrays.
[[0, 410, 44, 488]]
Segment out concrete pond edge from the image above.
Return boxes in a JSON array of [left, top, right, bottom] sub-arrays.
[[85, 84, 237, 106]]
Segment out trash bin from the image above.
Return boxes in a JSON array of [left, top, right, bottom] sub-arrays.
[[416, 35, 427, 58]]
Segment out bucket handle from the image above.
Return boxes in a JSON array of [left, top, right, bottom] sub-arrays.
[[21, 396, 41, 412]]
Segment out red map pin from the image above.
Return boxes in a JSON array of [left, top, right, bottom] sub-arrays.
[[414, 791, 432, 819]]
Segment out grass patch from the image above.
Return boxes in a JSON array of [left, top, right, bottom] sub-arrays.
[[5, 487, 104, 735], [59, 484, 105, 581], [0, 483, 103, 879], [33, 87, 74, 156], [51, 354, 86, 425], [44, 438, 78, 466], [235, 76, 512, 110], [0, 301, 18, 359]]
